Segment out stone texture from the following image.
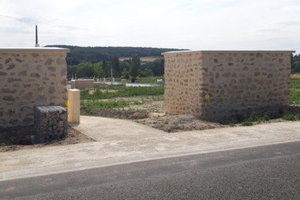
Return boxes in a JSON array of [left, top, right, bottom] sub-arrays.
[[0, 49, 68, 127], [34, 105, 67, 143], [163, 51, 294, 122]]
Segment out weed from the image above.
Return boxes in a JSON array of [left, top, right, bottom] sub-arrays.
[[289, 90, 300, 104], [282, 114, 300, 121], [0, 142, 6, 147], [229, 123, 236, 127], [241, 121, 253, 126], [244, 113, 269, 123]]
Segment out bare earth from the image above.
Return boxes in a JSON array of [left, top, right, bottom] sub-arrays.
[[82, 98, 299, 133], [0, 128, 95, 152], [121, 100, 292, 132]]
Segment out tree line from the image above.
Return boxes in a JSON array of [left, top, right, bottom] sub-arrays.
[[46, 45, 180, 66], [292, 54, 300, 73], [67, 55, 164, 82]]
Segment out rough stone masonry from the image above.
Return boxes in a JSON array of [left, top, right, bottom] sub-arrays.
[[34, 105, 67, 143], [0, 48, 69, 128], [163, 50, 295, 122]]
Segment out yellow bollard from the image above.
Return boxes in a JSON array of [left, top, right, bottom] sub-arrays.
[[67, 89, 80, 124]]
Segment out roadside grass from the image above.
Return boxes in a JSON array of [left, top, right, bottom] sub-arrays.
[[240, 113, 270, 126], [81, 85, 164, 100], [237, 112, 300, 126]]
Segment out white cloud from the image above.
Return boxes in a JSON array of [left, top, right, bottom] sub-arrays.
[[0, 0, 299, 53]]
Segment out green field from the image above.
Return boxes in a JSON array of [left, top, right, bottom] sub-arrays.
[[290, 79, 300, 104], [81, 85, 164, 100]]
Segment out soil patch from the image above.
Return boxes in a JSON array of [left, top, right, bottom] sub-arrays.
[[81, 108, 148, 119], [88, 89, 118, 95], [136, 114, 227, 132], [136, 105, 300, 132], [0, 127, 95, 152], [81, 93, 300, 133], [124, 101, 163, 113]]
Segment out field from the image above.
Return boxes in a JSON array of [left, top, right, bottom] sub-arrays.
[[80, 77, 300, 132], [290, 78, 300, 104]]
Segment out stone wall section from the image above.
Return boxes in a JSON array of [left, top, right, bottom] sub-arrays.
[[163, 51, 293, 121], [0, 48, 69, 127]]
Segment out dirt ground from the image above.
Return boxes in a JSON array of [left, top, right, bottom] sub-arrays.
[[136, 114, 227, 132], [0, 128, 95, 152], [117, 100, 299, 132], [81, 99, 230, 132]]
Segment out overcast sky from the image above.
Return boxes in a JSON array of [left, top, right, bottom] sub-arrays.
[[0, 0, 299, 52]]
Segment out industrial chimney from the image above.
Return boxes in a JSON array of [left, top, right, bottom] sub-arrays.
[[35, 25, 40, 47]]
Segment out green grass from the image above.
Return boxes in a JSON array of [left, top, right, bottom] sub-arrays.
[[81, 96, 162, 110], [81, 101, 130, 109], [291, 79, 300, 89], [232, 113, 270, 126], [81, 85, 164, 100], [290, 90, 300, 104], [290, 79, 300, 104], [239, 113, 269, 126]]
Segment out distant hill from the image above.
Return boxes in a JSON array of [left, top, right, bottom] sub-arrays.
[[46, 45, 183, 66]]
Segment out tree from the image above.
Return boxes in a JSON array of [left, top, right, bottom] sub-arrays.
[[93, 62, 104, 78], [111, 57, 121, 78], [76, 63, 95, 78], [67, 65, 77, 80], [120, 61, 130, 79], [130, 55, 140, 82], [292, 54, 300, 73], [102, 60, 110, 77]]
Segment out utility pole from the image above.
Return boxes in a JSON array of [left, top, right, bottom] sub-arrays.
[[35, 25, 39, 47]]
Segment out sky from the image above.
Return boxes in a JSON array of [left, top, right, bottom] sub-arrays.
[[0, 0, 299, 53]]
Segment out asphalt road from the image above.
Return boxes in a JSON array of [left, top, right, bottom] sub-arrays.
[[1, 141, 299, 200]]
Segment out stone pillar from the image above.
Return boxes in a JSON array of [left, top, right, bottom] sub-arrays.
[[163, 50, 294, 121], [68, 89, 80, 124], [0, 47, 69, 128]]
